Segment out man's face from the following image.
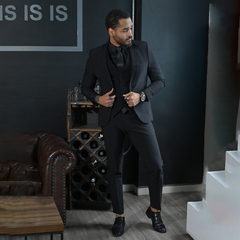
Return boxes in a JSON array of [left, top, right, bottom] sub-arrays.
[[109, 18, 133, 47]]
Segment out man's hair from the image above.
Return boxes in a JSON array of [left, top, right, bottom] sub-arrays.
[[105, 9, 130, 30]]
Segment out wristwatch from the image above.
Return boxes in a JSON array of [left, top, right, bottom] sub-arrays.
[[140, 92, 146, 102]]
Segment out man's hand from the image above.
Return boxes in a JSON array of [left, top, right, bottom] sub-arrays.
[[123, 92, 141, 107], [99, 88, 116, 108]]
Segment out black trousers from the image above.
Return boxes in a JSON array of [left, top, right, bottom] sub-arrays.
[[102, 108, 164, 215]]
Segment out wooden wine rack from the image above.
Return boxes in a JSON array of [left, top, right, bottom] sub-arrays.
[[67, 89, 111, 209]]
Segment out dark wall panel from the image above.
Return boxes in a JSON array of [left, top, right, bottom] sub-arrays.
[[0, 0, 132, 137], [142, 0, 209, 185]]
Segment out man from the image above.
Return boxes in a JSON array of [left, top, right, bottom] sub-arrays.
[[82, 9, 166, 237]]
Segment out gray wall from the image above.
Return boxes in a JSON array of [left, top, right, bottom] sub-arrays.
[[0, 0, 131, 136], [204, 0, 240, 182], [142, 0, 209, 185]]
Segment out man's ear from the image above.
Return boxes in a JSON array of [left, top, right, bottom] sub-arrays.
[[108, 28, 115, 37]]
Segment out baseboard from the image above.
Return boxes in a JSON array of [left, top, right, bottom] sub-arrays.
[[123, 184, 204, 196]]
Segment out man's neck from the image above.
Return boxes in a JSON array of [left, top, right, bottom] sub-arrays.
[[109, 37, 120, 47]]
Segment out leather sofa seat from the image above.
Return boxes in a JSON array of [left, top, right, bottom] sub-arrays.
[[0, 160, 41, 195]]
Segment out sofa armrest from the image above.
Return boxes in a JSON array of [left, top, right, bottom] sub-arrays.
[[36, 132, 77, 223], [37, 132, 77, 175]]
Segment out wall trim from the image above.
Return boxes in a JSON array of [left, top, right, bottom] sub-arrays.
[[123, 184, 204, 196]]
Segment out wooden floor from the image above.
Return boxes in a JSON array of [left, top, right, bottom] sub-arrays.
[[5, 191, 202, 240]]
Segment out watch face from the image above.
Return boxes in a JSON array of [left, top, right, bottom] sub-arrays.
[[141, 92, 146, 101]]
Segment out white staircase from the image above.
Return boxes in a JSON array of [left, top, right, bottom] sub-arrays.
[[187, 137, 240, 240]]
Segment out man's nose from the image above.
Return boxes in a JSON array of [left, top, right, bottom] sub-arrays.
[[128, 29, 132, 37]]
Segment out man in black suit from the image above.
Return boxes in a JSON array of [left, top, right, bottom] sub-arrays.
[[82, 9, 166, 237]]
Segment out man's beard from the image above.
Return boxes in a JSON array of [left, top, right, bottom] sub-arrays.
[[114, 36, 132, 48]]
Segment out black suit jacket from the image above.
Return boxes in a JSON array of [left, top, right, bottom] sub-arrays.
[[82, 40, 165, 127]]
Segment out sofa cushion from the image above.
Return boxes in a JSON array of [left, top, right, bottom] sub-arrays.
[[0, 160, 17, 181], [0, 180, 41, 196], [8, 160, 39, 181], [0, 159, 38, 180], [0, 160, 42, 195]]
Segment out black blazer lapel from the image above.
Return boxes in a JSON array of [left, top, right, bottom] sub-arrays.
[[129, 43, 136, 91], [94, 42, 114, 91], [99, 43, 112, 80]]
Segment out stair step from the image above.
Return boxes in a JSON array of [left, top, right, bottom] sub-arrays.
[[225, 151, 240, 178], [206, 170, 240, 189], [187, 200, 208, 213], [206, 171, 229, 190], [206, 171, 239, 199], [187, 200, 240, 240]]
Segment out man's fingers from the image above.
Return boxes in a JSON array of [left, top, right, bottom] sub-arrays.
[[106, 88, 114, 96]]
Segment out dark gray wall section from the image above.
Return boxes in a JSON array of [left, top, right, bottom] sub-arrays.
[[0, 0, 132, 136], [141, 0, 209, 185]]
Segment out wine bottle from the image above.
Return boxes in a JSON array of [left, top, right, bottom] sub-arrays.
[[90, 140, 98, 149], [98, 166, 107, 175], [98, 149, 106, 157], [81, 131, 89, 140], [88, 158, 98, 168], [98, 132, 104, 141], [90, 175, 98, 185]]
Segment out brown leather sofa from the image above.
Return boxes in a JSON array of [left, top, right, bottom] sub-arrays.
[[0, 131, 77, 224]]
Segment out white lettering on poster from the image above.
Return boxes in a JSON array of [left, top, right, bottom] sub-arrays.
[[0, 4, 68, 21]]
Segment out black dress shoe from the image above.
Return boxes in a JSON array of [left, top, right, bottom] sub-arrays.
[[111, 217, 125, 237], [146, 207, 166, 233]]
